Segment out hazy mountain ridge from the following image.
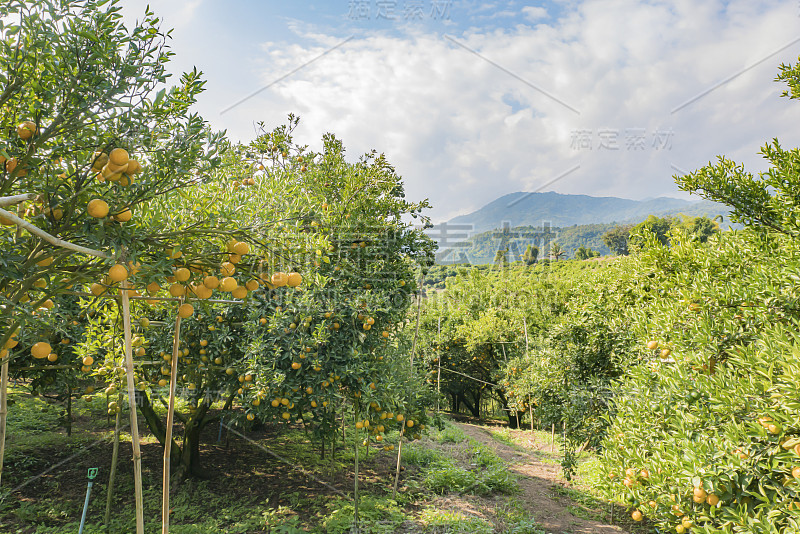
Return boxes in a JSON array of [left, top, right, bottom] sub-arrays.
[[447, 191, 731, 234], [435, 191, 733, 265]]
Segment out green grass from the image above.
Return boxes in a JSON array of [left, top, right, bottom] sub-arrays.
[[410, 437, 518, 496], [419, 509, 493, 534], [320, 494, 408, 534], [489, 427, 520, 449], [5, 387, 533, 534], [435, 420, 467, 443]]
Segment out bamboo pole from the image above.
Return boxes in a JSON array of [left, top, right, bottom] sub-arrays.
[[353, 407, 360, 533], [121, 280, 144, 534], [436, 316, 441, 415], [105, 393, 123, 526], [0, 351, 8, 487], [391, 424, 407, 499], [522, 316, 529, 353], [529, 403, 534, 434], [409, 273, 424, 370], [162, 308, 183, 534]]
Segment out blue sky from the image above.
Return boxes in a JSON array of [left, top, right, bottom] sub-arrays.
[[120, 1, 800, 223]]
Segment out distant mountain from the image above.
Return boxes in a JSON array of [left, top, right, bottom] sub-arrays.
[[447, 191, 731, 234]]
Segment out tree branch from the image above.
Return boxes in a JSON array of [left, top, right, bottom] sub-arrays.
[[0, 206, 112, 259]]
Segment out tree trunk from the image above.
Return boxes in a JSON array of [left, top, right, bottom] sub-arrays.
[[134, 390, 182, 467], [459, 393, 481, 418], [178, 420, 203, 477], [65, 386, 72, 437], [495, 390, 518, 428], [450, 392, 459, 413]]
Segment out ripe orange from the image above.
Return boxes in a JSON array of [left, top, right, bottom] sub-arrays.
[[192, 284, 212, 299], [87, 199, 109, 218], [291, 362, 301, 370], [17, 121, 36, 140], [631, 510, 643, 521], [287, 272, 302, 287], [203, 275, 220, 289], [646, 340, 658, 350], [108, 264, 128, 282], [169, 284, 186, 297], [271, 272, 288, 287], [660, 348, 672, 358], [220, 262, 236, 277], [247, 413, 255, 421], [146, 282, 160, 294], [246, 279, 259, 291], [693, 487, 707, 503], [231, 286, 247, 299], [220, 277, 237, 292], [282, 412, 291, 420], [90, 283, 107, 296], [31, 342, 51, 359], [126, 160, 142, 174], [174, 267, 190, 282], [83, 356, 94, 366], [707, 494, 720, 506], [109, 148, 129, 166], [178, 303, 194, 318], [233, 242, 249, 255]]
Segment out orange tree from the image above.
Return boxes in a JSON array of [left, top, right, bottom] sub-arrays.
[[103, 119, 438, 475], [232, 122, 438, 457], [416, 263, 576, 426], [593, 59, 800, 532], [0, 0, 302, 484], [0, 0, 235, 365]]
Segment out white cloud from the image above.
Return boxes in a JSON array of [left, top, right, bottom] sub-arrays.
[[130, 0, 800, 224], [522, 6, 548, 21]]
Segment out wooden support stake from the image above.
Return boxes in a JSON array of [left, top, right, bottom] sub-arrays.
[[121, 280, 144, 534], [409, 273, 424, 370], [0, 350, 8, 487], [162, 308, 183, 534], [353, 407, 360, 534], [105, 393, 123, 526], [436, 316, 441, 415], [529, 404, 534, 434], [391, 424, 406, 499]]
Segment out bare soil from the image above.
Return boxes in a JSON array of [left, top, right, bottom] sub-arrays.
[[455, 422, 631, 534]]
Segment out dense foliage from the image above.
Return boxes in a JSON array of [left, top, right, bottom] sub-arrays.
[[0, 0, 437, 482]]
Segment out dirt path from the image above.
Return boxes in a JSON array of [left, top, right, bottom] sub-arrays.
[[456, 423, 630, 534]]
